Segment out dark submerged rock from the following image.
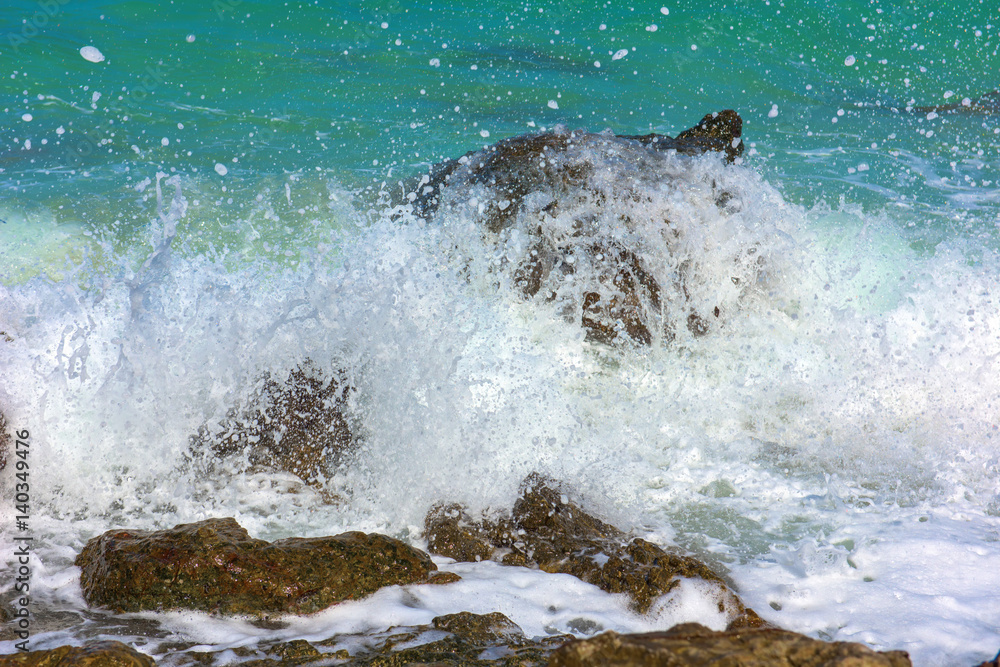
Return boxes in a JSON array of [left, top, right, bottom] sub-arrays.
[[74, 517, 437, 615], [910, 90, 1000, 115], [425, 475, 766, 629], [547, 624, 912, 666], [193, 362, 353, 483], [393, 111, 748, 345], [0, 641, 155, 667]]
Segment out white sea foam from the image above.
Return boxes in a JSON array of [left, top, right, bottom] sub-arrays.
[[79, 46, 105, 63], [1, 150, 998, 665]]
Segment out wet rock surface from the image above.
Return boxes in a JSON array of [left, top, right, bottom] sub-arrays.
[[193, 363, 353, 483], [83, 616, 919, 667], [405, 110, 744, 226], [0, 641, 155, 667], [392, 111, 753, 345], [143, 612, 565, 667], [75, 517, 437, 615], [339, 612, 565, 667], [425, 475, 766, 629], [547, 623, 912, 666]]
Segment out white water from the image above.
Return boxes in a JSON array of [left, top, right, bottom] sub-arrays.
[[1, 151, 999, 665]]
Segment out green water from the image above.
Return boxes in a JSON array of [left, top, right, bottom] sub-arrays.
[[3, 4, 1000, 664], [3, 0, 997, 222]]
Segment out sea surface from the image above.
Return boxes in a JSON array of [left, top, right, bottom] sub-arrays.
[[1, 1, 999, 665]]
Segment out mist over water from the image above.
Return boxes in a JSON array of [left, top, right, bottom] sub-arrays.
[[2, 1, 999, 665]]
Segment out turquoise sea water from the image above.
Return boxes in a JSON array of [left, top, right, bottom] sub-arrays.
[[2, 1, 1000, 665]]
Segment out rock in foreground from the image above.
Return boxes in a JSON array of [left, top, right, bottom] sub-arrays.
[[75, 517, 436, 615], [548, 624, 911, 667], [0, 641, 155, 667], [342, 611, 564, 666], [425, 475, 766, 629]]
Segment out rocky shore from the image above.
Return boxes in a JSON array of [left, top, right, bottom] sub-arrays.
[[3, 108, 998, 665], [2, 475, 944, 666]]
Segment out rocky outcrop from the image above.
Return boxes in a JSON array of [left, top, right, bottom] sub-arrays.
[[0, 641, 155, 667], [547, 623, 912, 666], [75, 517, 436, 615], [425, 475, 765, 629], [194, 363, 353, 483], [405, 110, 743, 227], [393, 111, 750, 345]]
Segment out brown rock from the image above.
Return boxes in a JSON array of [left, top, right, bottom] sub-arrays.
[[195, 362, 353, 483], [425, 475, 766, 629], [0, 641, 155, 667], [426, 571, 463, 585], [975, 649, 1000, 667], [547, 624, 912, 667], [424, 504, 495, 563], [333, 611, 565, 666], [407, 110, 743, 225], [263, 639, 322, 663], [395, 111, 746, 345], [75, 517, 436, 615], [432, 611, 525, 642]]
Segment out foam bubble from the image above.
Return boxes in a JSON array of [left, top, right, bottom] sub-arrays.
[[80, 46, 105, 63]]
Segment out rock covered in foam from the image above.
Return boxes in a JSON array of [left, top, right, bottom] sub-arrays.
[[405, 110, 744, 226], [192, 362, 353, 483], [392, 111, 755, 345], [139, 611, 563, 666], [0, 640, 155, 667], [343, 611, 565, 666], [74, 517, 437, 615], [425, 474, 765, 628], [548, 623, 911, 666]]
